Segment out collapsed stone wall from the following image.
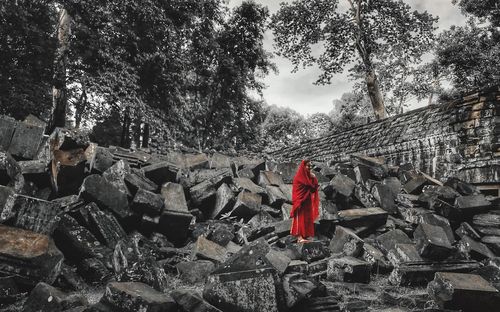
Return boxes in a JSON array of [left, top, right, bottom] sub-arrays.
[[271, 87, 500, 184]]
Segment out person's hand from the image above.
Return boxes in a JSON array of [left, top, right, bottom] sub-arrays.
[[310, 171, 316, 178]]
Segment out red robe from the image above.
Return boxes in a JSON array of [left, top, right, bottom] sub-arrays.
[[290, 160, 320, 238]]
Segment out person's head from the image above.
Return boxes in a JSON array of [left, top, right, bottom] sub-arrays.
[[303, 159, 312, 173]]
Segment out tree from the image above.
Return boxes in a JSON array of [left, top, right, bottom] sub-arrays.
[[271, 0, 437, 120], [0, 0, 57, 120], [304, 113, 335, 139], [330, 92, 373, 129]]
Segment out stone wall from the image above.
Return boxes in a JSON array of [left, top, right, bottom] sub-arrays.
[[271, 87, 500, 184]]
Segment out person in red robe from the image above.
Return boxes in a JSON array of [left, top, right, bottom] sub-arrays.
[[290, 159, 320, 243]]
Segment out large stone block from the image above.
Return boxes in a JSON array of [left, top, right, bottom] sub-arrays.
[[258, 171, 284, 187], [141, 161, 178, 186], [161, 182, 188, 213], [375, 229, 412, 254], [330, 174, 356, 198], [275, 162, 300, 184], [265, 185, 287, 208], [0, 151, 25, 192], [337, 207, 388, 229], [11, 194, 61, 234], [80, 203, 126, 249], [8, 120, 45, 160], [414, 223, 454, 260], [159, 210, 193, 247], [124, 170, 158, 195], [387, 243, 422, 266], [172, 289, 221, 312], [441, 194, 492, 221], [131, 188, 164, 216], [192, 236, 227, 263], [329, 226, 364, 257], [176, 260, 215, 284], [190, 171, 232, 206], [79, 174, 130, 219], [102, 282, 177, 312], [209, 183, 235, 220], [428, 272, 500, 311], [326, 256, 371, 283], [418, 213, 455, 244], [0, 225, 64, 289], [371, 184, 397, 213], [228, 190, 262, 220], [102, 160, 131, 196], [22, 282, 87, 312], [457, 235, 495, 260]]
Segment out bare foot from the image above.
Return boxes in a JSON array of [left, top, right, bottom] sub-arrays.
[[297, 237, 310, 243]]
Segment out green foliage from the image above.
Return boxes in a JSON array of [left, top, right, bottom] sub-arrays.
[[330, 92, 373, 129], [0, 0, 57, 120]]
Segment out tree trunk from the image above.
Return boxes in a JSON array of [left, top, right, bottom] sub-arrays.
[[46, 8, 71, 134], [121, 107, 131, 148], [74, 87, 87, 129], [142, 123, 149, 148], [365, 69, 386, 120]]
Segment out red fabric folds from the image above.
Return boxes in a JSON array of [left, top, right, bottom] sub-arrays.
[[290, 160, 320, 237]]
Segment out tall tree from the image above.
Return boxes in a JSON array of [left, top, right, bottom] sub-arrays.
[[271, 0, 436, 120]]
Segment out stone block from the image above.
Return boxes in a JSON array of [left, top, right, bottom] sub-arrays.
[[228, 190, 262, 220], [91, 146, 114, 174], [102, 160, 130, 196], [11, 194, 61, 235], [428, 272, 500, 311], [387, 243, 422, 266], [8, 121, 44, 160], [0, 152, 24, 192], [158, 210, 192, 247], [50, 148, 88, 196], [458, 235, 495, 260], [441, 194, 492, 221], [131, 188, 164, 216], [172, 289, 221, 312], [233, 177, 266, 195], [414, 223, 453, 260], [102, 282, 177, 312], [176, 260, 215, 284], [330, 174, 355, 197], [210, 153, 232, 169], [192, 236, 227, 263], [456, 222, 481, 240], [22, 282, 87, 312], [258, 170, 284, 187], [418, 213, 455, 244], [361, 243, 393, 273], [353, 185, 378, 208], [326, 256, 371, 283], [298, 241, 329, 263], [236, 167, 255, 180], [209, 184, 235, 220], [0, 116, 17, 151], [77, 257, 112, 285], [161, 182, 188, 213], [0, 225, 64, 288], [403, 175, 431, 195], [276, 162, 300, 184], [337, 207, 388, 229], [184, 153, 210, 170], [266, 249, 292, 274], [273, 219, 293, 237], [282, 273, 320, 309], [329, 226, 364, 257], [481, 236, 500, 256], [124, 170, 158, 195], [473, 212, 500, 227], [79, 174, 130, 219], [82, 203, 127, 248], [265, 185, 287, 208], [375, 229, 412, 254], [372, 184, 397, 213], [141, 161, 178, 186], [190, 171, 232, 206]]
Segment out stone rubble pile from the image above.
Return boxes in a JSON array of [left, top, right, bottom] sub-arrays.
[[0, 115, 500, 312]]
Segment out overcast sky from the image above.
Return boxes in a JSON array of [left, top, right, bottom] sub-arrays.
[[227, 0, 466, 116]]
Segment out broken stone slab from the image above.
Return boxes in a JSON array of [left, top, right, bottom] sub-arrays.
[[279, 184, 293, 203], [102, 282, 177, 312], [206, 222, 234, 246], [397, 206, 430, 224], [0, 151, 25, 192], [275, 162, 300, 184], [371, 184, 397, 213], [273, 219, 293, 238], [266, 248, 292, 274], [180, 168, 232, 189], [158, 210, 193, 247], [330, 174, 356, 198], [282, 273, 321, 309], [0, 185, 15, 222], [18, 160, 50, 187], [389, 260, 481, 286], [428, 272, 500, 311], [0, 225, 64, 289], [337, 207, 388, 229], [475, 226, 500, 236], [77, 257, 112, 285], [190, 170, 232, 207], [382, 177, 402, 197], [458, 235, 495, 260], [265, 185, 288, 208], [351, 155, 388, 179], [481, 236, 500, 256], [209, 153, 232, 169], [228, 190, 262, 220], [329, 226, 364, 257], [102, 160, 131, 197], [353, 185, 379, 208], [441, 194, 492, 221], [361, 243, 393, 273], [473, 212, 500, 227], [414, 223, 454, 260], [172, 288, 222, 312], [161, 182, 188, 213], [192, 236, 228, 263], [203, 268, 281, 312], [141, 161, 178, 186], [395, 193, 420, 208], [22, 282, 88, 312], [184, 153, 210, 170], [232, 177, 266, 195], [176, 260, 215, 284], [209, 183, 235, 220], [81, 203, 127, 249], [11, 194, 61, 235], [418, 213, 455, 245], [445, 177, 479, 196], [258, 170, 285, 187], [79, 174, 130, 219], [298, 241, 330, 263], [387, 243, 423, 269], [124, 169, 158, 195], [375, 229, 412, 255], [236, 167, 255, 180], [131, 188, 164, 216], [50, 148, 88, 196], [214, 238, 273, 274], [456, 222, 482, 240], [7, 119, 45, 160], [326, 256, 371, 283], [403, 174, 434, 195], [354, 164, 374, 185], [90, 146, 114, 174]]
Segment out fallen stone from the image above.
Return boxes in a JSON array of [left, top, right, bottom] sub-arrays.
[[124, 170, 158, 195], [54, 214, 111, 262], [281, 203, 293, 220], [190, 170, 232, 206], [418, 213, 455, 244], [102, 160, 130, 196], [258, 171, 284, 187], [51, 148, 89, 196], [481, 236, 500, 256], [372, 184, 397, 213], [141, 161, 178, 186], [79, 175, 130, 219], [414, 223, 453, 260], [354, 165, 373, 185], [456, 222, 482, 240], [161, 182, 188, 213], [441, 194, 492, 221], [445, 177, 479, 196], [279, 184, 293, 203], [82, 203, 126, 248], [192, 236, 227, 263], [0, 152, 25, 192], [172, 288, 221, 312], [403, 174, 433, 195], [387, 243, 422, 266], [232, 177, 266, 195], [184, 153, 210, 170], [102, 282, 177, 312], [276, 162, 300, 184], [353, 185, 378, 208], [265, 185, 287, 208], [131, 188, 164, 216], [428, 272, 500, 311], [158, 210, 192, 247], [298, 241, 329, 263], [0, 225, 64, 288], [228, 190, 262, 220], [397, 206, 430, 224], [361, 243, 393, 273], [375, 229, 412, 254], [209, 183, 235, 219], [473, 212, 500, 227], [22, 282, 88, 312], [77, 257, 112, 285], [389, 260, 481, 286], [176, 260, 215, 284], [458, 235, 495, 260], [329, 226, 364, 257], [8, 120, 44, 160], [330, 174, 356, 197], [210, 153, 232, 169], [236, 167, 255, 180], [265, 248, 292, 274], [326, 256, 371, 283], [11, 194, 61, 234], [18, 160, 50, 187], [475, 226, 500, 236], [91, 146, 114, 174], [282, 273, 320, 309], [273, 219, 293, 237], [337, 207, 388, 229]]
